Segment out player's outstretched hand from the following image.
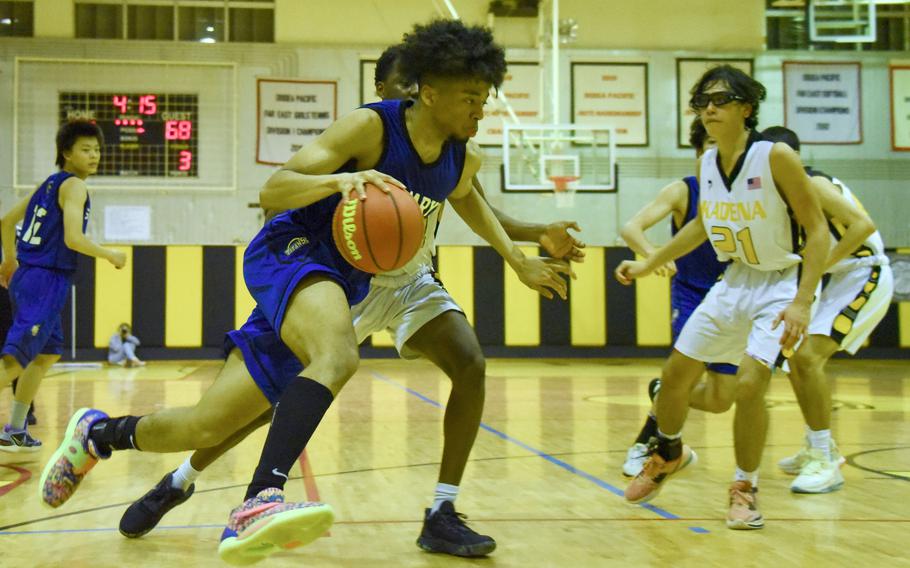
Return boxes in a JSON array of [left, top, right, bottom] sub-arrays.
[[614, 260, 650, 286], [516, 256, 572, 300], [540, 221, 586, 262], [0, 259, 18, 288], [653, 260, 678, 278], [772, 300, 810, 351], [337, 170, 407, 200], [108, 250, 127, 270]]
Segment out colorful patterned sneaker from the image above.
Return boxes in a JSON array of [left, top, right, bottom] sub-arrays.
[[39, 407, 111, 508], [624, 443, 697, 504], [790, 449, 845, 494], [417, 501, 496, 557], [778, 439, 845, 475], [622, 443, 650, 478], [120, 472, 196, 538], [0, 424, 42, 453], [218, 488, 334, 566], [726, 481, 764, 530]]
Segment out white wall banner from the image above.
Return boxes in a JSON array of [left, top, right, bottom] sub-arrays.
[[571, 62, 649, 146], [784, 61, 862, 145], [256, 79, 337, 165], [476, 62, 541, 146], [890, 66, 910, 151], [104, 205, 151, 242], [676, 58, 753, 148]]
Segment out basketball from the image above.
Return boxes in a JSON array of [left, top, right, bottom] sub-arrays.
[[332, 182, 424, 273]]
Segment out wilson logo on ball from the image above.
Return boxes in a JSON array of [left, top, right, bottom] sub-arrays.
[[340, 199, 362, 261]]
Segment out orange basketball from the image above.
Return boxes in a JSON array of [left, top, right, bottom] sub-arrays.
[[332, 182, 424, 274]]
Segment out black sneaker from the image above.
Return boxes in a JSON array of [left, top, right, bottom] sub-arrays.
[[119, 472, 195, 538], [27, 403, 37, 426], [416, 501, 496, 557], [648, 378, 662, 402]]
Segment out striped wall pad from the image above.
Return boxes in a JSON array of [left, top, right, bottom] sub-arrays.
[[57, 245, 910, 353]]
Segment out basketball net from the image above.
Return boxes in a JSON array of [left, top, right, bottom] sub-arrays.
[[549, 175, 579, 208]]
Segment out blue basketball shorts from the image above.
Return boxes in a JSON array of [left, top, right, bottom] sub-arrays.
[[671, 279, 738, 376], [1, 265, 70, 367]]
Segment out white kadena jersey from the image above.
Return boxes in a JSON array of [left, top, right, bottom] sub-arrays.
[[825, 176, 887, 273], [372, 200, 442, 284], [699, 139, 802, 271]]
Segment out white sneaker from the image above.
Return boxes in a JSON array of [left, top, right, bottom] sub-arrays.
[[790, 448, 845, 493], [622, 443, 650, 477], [779, 439, 845, 475]]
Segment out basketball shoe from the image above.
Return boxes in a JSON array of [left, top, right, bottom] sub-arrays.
[[218, 488, 333, 565], [778, 438, 845, 474], [120, 471, 195, 538], [622, 443, 650, 477], [0, 424, 42, 453], [624, 443, 697, 504], [417, 501, 496, 557], [789, 449, 845, 494], [39, 407, 111, 508], [726, 481, 763, 530]]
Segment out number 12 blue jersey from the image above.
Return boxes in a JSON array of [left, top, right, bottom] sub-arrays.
[[17, 171, 90, 273]]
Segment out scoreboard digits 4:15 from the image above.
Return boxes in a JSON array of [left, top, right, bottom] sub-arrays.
[[59, 92, 199, 178]]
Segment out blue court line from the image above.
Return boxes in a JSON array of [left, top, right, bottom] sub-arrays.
[[369, 370, 710, 534]]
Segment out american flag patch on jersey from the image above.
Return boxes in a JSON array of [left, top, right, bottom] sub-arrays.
[[747, 176, 762, 190]]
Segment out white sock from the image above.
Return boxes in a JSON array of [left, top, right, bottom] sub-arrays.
[[807, 428, 832, 460], [430, 482, 459, 514], [734, 467, 759, 488], [171, 458, 201, 491], [10, 400, 30, 430], [657, 428, 681, 440]]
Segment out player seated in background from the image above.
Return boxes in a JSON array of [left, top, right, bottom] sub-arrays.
[[0, 120, 126, 454]]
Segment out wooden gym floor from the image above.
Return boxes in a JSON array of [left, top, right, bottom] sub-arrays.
[[0, 358, 908, 567]]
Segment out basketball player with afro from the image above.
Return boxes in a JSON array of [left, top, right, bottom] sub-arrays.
[[112, 41, 585, 559], [41, 20, 572, 564]]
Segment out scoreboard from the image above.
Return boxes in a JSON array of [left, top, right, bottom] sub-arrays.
[[58, 92, 198, 177]]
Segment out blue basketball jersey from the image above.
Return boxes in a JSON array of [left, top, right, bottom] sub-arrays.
[[672, 176, 727, 291], [362, 98, 467, 210], [16, 171, 89, 273]]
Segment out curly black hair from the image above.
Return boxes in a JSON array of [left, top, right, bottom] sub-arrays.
[[397, 19, 506, 89], [688, 117, 709, 152], [761, 126, 800, 152], [374, 44, 403, 85], [689, 64, 766, 129], [56, 120, 104, 168]]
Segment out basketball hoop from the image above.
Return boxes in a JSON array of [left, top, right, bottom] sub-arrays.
[[549, 175, 579, 208]]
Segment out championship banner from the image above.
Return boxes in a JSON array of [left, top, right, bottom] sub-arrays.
[[890, 66, 910, 151], [784, 61, 862, 145], [571, 62, 649, 146], [676, 58, 753, 148], [476, 62, 541, 147], [256, 79, 337, 165]]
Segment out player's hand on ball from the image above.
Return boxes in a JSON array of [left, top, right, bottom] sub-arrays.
[[773, 300, 810, 351], [614, 260, 649, 285], [108, 250, 127, 270], [517, 256, 571, 300], [539, 221, 586, 262], [0, 259, 18, 288], [337, 170, 406, 200]]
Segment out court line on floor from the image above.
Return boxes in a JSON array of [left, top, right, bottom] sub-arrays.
[[367, 370, 708, 534]]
